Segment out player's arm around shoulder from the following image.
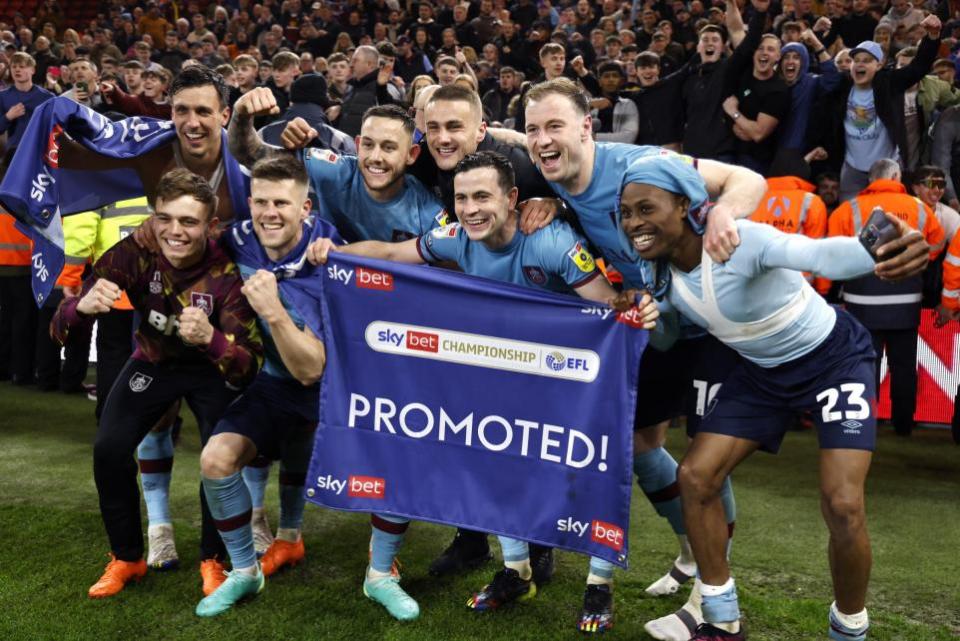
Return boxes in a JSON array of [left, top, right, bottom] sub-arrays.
[[698, 158, 767, 263], [241, 269, 325, 386]]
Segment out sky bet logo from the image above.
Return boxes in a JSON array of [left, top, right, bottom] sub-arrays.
[[328, 265, 394, 291], [316, 474, 386, 499], [544, 351, 591, 373], [557, 517, 624, 551], [378, 328, 439, 353]]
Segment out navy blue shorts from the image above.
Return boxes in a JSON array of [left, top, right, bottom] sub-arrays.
[[698, 309, 877, 454], [213, 372, 319, 460], [634, 334, 740, 431]]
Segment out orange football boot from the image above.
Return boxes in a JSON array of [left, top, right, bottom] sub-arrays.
[[260, 538, 305, 577], [200, 559, 227, 596], [88, 554, 147, 598]]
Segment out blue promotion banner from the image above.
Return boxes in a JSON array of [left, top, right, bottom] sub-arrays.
[[304, 253, 648, 567]]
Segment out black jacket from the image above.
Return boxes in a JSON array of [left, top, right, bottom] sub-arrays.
[[681, 8, 766, 159], [822, 34, 940, 172]]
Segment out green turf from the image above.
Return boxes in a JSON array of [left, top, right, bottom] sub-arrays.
[[1, 381, 957, 641]]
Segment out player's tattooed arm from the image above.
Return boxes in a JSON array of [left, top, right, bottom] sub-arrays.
[[227, 86, 291, 166]]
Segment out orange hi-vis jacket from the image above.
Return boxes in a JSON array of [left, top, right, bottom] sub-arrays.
[[940, 230, 960, 311], [829, 179, 945, 329], [750, 176, 829, 294], [0, 211, 31, 276]]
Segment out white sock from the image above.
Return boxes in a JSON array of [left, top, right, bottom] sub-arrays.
[[367, 565, 394, 581], [276, 527, 300, 543], [676, 535, 697, 573], [234, 564, 259, 577], [701, 578, 740, 633], [831, 602, 869, 629], [505, 559, 532, 581], [700, 577, 735, 597]]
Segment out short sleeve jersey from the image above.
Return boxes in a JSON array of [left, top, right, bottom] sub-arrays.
[[416, 220, 601, 293], [302, 148, 449, 243], [548, 142, 689, 289]]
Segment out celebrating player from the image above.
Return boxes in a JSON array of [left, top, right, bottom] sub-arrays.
[[51, 168, 263, 599], [306, 150, 658, 622], [612, 154, 928, 641], [516, 77, 765, 633], [195, 155, 331, 616]]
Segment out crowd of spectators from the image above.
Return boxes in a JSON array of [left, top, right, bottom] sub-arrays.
[[3, 0, 960, 434]]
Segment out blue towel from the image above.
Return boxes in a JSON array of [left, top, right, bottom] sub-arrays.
[[0, 96, 250, 305]]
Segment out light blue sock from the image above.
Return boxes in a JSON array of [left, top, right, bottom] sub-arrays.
[[278, 465, 306, 530], [588, 556, 615, 580], [242, 457, 271, 510], [702, 580, 741, 624], [497, 536, 530, 563], [634, 447, 685, 535], [202, 472, 256, 570], [138, 428, 174, 526], [720, 475, 736, 524], [721, 475, 736, 557], [370, 514, 410, 573]]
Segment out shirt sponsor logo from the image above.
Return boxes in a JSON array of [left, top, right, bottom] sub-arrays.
[[366, 321, 600, 382], [129, 372, 154, 393], [434, 210, 450, 226], [307, 148, 338, 163], [347, 474, 386, 499], [567, 242, 596, 273], [523, 265, 548, 285], [190, 291, 214, 316]]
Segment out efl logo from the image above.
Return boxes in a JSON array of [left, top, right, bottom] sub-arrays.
[[406, 330, 439, 353], [347, 475, 386, 499], [356, 267, 394, 291], [590, 520, 624, 551]]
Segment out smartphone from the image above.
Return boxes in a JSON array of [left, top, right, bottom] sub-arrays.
[[858, 207, 901, 261], [76, 80, 87, 92]]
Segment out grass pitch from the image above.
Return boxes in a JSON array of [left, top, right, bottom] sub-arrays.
[[1, 381, 957, 641]]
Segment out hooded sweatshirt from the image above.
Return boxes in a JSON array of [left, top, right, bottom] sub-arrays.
[[777, 43, 842, 152]]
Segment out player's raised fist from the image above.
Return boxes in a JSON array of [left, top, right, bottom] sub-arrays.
[[280, 117, 319, 150], [178, 306, 215, 346], [235, 87, 281, 118], [241, 269, 283, 321], [77, 279, 121, 316]]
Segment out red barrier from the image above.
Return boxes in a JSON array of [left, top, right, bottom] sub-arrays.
[[876, 310, 957, 424]]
